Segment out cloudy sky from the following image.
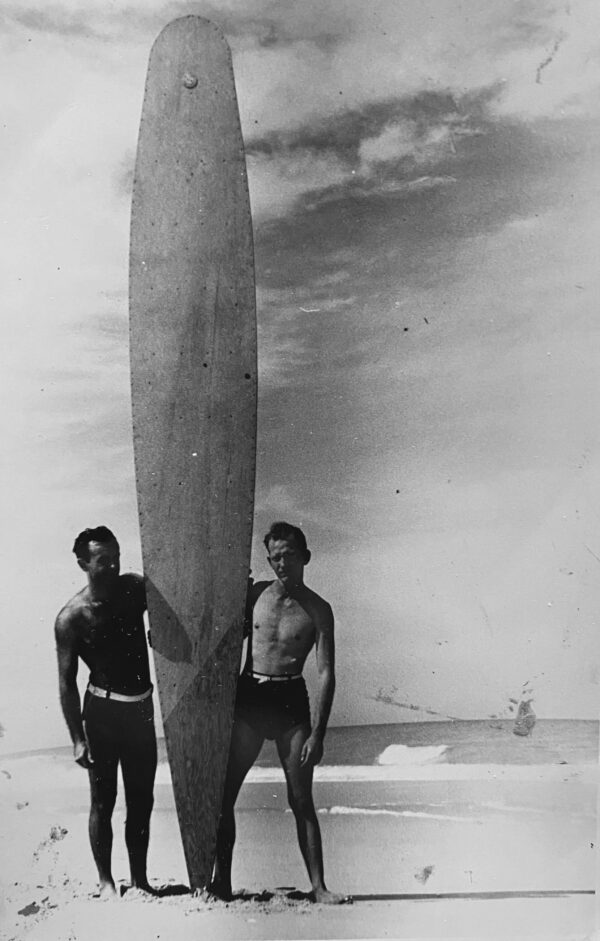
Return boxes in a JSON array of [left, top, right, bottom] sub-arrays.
[[1, 0, 600, 752]]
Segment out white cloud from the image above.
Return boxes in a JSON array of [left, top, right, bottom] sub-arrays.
[[358, 119, 460, 169], [359, 121, 421, 165], [248, 149, 352, 220]]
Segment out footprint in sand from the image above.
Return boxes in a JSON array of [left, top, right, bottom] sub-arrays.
[[33, 826, 68, 862], [414, 865, 434, 884]]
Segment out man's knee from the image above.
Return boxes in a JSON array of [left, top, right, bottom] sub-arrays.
[[287, 783, 316, 818], [125, 788, 154, 822], [90, 790, 117, 820]]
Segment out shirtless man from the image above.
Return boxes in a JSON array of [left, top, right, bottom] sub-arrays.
[[54, 526, 157, 898], [212, 521, 346, 903]]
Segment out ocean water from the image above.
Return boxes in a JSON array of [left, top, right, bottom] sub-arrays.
[[2, 719, 597, 819], [3, 719, 597, 790], [251, 718, 599, 769], [222, 718, 598, 817]]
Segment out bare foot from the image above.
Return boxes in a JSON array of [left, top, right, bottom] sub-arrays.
[[98, 881, 118, 900], [312, 888, 352, 904]]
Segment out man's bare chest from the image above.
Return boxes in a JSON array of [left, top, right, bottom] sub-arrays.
[[78, 605, 142, 650], [253, 595, 314, 644]]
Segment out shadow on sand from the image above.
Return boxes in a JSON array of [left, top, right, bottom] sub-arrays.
[[119, 884, 191, 899], [350, 889, 594, 902], [120, 885, 593, 904]]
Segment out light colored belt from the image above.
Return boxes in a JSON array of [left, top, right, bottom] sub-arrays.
[[245, 671, 302, 684], [88, 683, 152, 702]]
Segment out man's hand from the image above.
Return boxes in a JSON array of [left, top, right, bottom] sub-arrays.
[[300, 733, 324, 767], [73, 739, 93, 769]]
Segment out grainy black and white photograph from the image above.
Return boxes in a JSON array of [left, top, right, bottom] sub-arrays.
[[1, 2, 599, 939]]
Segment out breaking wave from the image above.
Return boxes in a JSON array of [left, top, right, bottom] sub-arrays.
[[376, 744, 448, 766]]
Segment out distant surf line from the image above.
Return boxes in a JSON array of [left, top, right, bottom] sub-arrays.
[[350, 889, 594, 902], [238, 764, 596, 784], [317, 806, 481, 822], [4, 755, 594, 792]]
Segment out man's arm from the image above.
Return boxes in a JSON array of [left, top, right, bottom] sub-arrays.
[[243, 577, 254, 638], [301, 602, 336, 767], [54, 611, 92, 769]]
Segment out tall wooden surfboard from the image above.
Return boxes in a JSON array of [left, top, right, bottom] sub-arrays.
[[129, 16, 256, 890]]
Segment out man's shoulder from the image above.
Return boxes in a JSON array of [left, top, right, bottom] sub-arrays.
[[302, 586, 333, 623], [120, 572, 144, 592], [250, 579, 274, 604], [55, 590, 87, 634]]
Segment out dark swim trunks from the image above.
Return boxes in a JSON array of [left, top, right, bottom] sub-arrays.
[[234, 673, 311, 741], [82, 691, 157, 792]]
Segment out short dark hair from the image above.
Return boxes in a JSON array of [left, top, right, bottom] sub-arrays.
[[263, 521, 309, 557], [72, 526, 118, 562]]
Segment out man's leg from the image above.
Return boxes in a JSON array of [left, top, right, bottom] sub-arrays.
[[211, 716, 264, 900], [88, 757, 119, 896], [276, 725, 347, 903], [85, 697, 119, 897], [120, 701, 157, 892]]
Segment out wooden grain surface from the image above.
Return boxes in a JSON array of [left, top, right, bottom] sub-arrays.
[[129, 16, 256, 890]]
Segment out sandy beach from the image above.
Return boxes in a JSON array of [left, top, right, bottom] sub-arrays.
[[1, 723, 597, 941]]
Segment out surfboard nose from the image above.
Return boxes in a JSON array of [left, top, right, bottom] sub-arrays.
[[151, 15, 230, 60]]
